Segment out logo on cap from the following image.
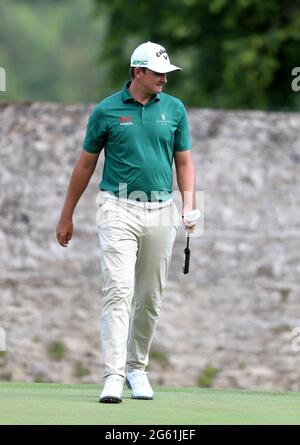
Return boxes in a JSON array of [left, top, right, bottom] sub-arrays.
[[156, 49, 168, 60], [132, 60, 148, 66]]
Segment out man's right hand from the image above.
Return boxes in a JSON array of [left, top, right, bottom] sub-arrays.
[[55, 150, 100, 248], [56, 217, 73, 247]]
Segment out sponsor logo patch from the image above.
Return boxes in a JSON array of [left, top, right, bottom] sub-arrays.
[[119, 116, 133, 126]]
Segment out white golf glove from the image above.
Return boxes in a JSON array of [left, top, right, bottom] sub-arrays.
[[182, 209, 201, 232]]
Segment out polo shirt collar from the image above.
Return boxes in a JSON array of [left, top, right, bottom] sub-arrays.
[[121, 81, 161, 103]]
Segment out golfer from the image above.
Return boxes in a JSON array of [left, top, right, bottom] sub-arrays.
[[56, 41, 197, 403]]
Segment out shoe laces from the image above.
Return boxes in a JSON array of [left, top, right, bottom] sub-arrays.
[[130, 370, 148, 376], [105, 375, 123, 387], [129, 370, 150, 389]]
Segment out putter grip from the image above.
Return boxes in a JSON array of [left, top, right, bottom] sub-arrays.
[[183, 247, 190, 274]]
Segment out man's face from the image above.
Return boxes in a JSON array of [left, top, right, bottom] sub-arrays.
[[137, 68, 167, 94]]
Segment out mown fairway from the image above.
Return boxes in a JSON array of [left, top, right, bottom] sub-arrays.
[[0, 382, 299, 425]]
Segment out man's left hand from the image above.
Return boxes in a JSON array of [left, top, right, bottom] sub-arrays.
[[182, 209, 201, 232]]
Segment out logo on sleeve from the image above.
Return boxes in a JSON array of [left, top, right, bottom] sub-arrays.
[[119, 116, 133, 126]]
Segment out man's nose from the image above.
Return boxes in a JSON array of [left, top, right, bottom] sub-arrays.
[[161, 74, 167, 83]]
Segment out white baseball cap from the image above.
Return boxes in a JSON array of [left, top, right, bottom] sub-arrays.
[[130, 41, 181, 74]]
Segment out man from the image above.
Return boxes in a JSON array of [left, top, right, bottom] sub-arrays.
[[56, 41, 197, 403]]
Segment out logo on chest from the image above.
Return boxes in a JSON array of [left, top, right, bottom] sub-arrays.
[[156, 112, 171, 125], [119, 116, 133, 126]]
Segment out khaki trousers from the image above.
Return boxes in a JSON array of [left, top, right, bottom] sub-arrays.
[[97, 195, 180, 379]]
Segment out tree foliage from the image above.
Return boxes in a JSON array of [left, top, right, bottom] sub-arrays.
[[0, 0, 106, 103], [95, 0, 300, 110]]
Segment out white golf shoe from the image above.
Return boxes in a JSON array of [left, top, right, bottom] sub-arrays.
[[99, 375, 124, 403], [126, 370, 154, 400]]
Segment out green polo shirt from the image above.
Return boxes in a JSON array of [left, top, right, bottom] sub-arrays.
[[83, 81, 191, 201]]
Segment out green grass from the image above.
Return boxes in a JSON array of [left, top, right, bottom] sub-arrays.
[[0, 382, 300, 425]]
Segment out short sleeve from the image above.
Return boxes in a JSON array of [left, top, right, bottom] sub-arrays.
[[174, 103, 192, 152], [83, 104, 108, 154]]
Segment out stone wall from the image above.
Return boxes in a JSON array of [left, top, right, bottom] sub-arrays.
[[1, 102, 300, 389]]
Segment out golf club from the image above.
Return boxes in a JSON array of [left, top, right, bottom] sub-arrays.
[[182, 209, 201, 274]]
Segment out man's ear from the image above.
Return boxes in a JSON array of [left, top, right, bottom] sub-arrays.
[[134, 67, 144, 79]]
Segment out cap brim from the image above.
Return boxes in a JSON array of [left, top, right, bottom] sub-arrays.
[[147, 63, 182, 73], [131, 63, 182, 73]]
